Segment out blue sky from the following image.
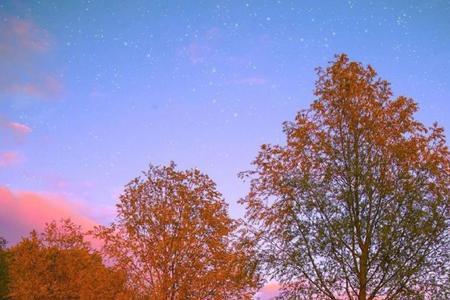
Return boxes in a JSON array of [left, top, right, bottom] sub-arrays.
[[1, 1, 449, 240]]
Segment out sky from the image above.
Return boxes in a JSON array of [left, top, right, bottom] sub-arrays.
[[1, 0, 450, 253]]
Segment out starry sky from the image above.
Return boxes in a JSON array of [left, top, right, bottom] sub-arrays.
[[1, 1, 450, 252]]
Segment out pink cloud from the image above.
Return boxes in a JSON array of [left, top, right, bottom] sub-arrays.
[[0, 186, 98, 245], [181, 42, 211, 64], [0, 17, 62, 99], [0, 18, 50, 56], [205, 27, 220, 40], [6, 121, 32, 136], [12, 19, 50, 52], [179, 27, 220, 64], [0, 117, 32, 137], [0, 151, 22, 167], [2, 74, 63, 99], [256, 281, 281, 299]]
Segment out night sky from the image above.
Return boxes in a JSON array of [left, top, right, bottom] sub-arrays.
[[1, 0, 449, 254]]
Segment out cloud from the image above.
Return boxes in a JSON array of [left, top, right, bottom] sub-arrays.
[[6, 122, 32, 135], [2, 74, 63, 98], [0, 117, 31, 149], [0, 16, 63, 99], [0, 18, 50, 57], [179, 27, 220, 64], [0, 186, 98, 245], [204, 27, 220, 40], [255, 281, 281, 299], [0, 151, 22, 167], [181, 42, 212, 64]]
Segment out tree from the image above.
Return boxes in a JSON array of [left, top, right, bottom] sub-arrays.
[[241, 54, 450, 299], [0, 237, 9, 299], [96, 163, 261, 300], [7, 219, 126, 300]]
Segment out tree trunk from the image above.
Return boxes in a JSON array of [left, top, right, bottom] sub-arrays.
[[358, 246, 368, 300]]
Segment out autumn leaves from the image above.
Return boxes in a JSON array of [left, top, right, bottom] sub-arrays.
[[2, 164, 262, 299], [95, 163, 261, 299], [1, 55, 449, 299], [5, 220, 127, 299], [240, 54, 450, 299]]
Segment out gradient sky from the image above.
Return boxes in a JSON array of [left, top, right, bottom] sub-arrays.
[[1, 1, 449, 249]]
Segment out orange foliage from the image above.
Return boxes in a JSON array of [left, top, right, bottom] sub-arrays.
[[7, 219, 127, 300], [95, 163, 261, 299], [241, 54, 450, 299]]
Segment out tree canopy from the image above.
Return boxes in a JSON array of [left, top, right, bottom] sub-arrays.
[[241, 54, 450, 299], [7, 219, 126, 300], [1, 54, 448, 300], [0, 237, 9, 299], [96, 163, 261, 300]]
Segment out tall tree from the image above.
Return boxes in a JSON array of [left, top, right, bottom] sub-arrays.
[[7, 219, 127, 300], [96, 163, 261, 300], [241, 54, 450, 299]]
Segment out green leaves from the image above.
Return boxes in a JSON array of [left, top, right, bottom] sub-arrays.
[[242, 54, 450, 299]]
